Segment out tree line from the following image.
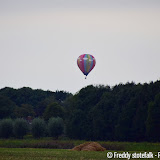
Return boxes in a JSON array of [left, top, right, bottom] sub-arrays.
[[0, 117, 64, 139], [0, 81, 160, 142], [0, 87, 71, 119]]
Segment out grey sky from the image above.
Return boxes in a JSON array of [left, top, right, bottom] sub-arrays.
[[0, 0, 160, 93]]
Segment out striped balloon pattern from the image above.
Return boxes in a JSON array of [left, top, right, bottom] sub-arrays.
[[77, 54, 96, 76]]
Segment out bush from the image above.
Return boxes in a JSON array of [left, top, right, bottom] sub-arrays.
[[0, 119, 13, 138], [31, 118, 46, 138], [48, 117, 64, 139], [13, 118, 29, 139]]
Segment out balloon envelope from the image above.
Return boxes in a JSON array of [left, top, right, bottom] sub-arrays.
[[77, 54, 96, 76]]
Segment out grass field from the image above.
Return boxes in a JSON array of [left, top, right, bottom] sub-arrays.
[[0, 148, 107, 160], [0, 138, 160, 160], [0, 138, 160, 151], [0, 148, 160, 160]]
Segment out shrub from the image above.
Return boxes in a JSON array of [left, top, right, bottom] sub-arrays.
[[0, 119, 13, 138], [13, 118, 29, 139], [48, 117, 64, 139], [31, 118, 46, 138]]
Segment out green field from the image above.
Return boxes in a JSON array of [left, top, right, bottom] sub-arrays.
[[0, 148, 106, 160], [0, 138, 160, 151], [0, 148, 160, 160], [0, 139, 160, 160]]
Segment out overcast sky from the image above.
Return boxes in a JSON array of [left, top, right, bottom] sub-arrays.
[[0, 0, 160, 93]]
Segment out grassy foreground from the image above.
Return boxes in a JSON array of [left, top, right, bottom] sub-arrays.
[[1, 139, 160, 160], [0, 148, 106, 160], [0, 138, 160, 151], [0, 148, 160, 160]]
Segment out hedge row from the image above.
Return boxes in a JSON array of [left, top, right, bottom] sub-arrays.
[[0, 117, 64, 139]]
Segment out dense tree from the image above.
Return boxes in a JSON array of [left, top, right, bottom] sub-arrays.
[[54, 90, 72, 103], [35, 96, 56, 117], [43, 102, 65, 121], [31, 118, 46, 138], [1, 81, 160, 141], [146, 93, 160, 142], [14, 104, 35, 118], [13, 118, 29, 139], [0, 87, 71, 108], [66, 85, 110, 140], [91, 92, 115, 140], [131, 90, 149, 141], [0, 119, 13, 138], [48, 117, 64, 139], [66, 109, 86, 140], [65, 81, 160, 141], [0, 95, 16, 119]]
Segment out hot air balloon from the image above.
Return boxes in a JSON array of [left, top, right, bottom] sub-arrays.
[[77, 54, 96, 79]]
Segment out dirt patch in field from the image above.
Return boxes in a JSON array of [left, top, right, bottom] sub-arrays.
[[71, 142, 106, 151]]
